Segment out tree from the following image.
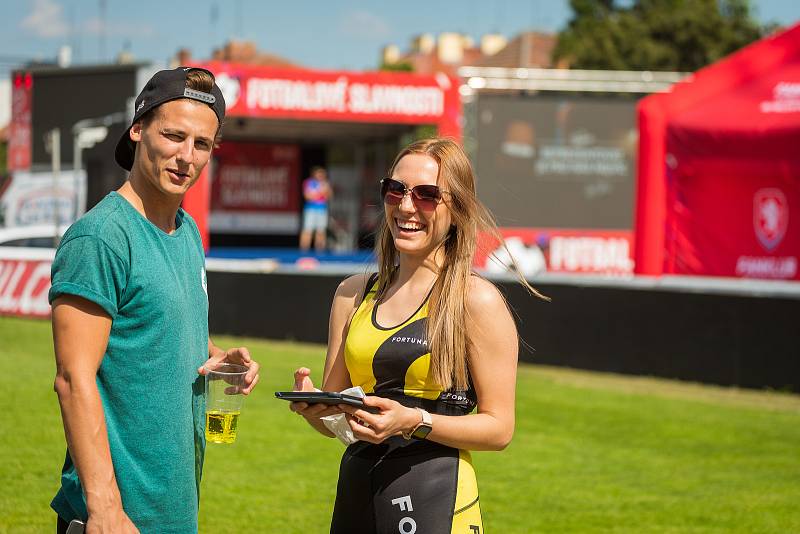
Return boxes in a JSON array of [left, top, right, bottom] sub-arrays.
[[554, 0, 768, 71], [380, 61, 414, 72]]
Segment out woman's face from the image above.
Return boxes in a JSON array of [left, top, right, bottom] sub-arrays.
[[384, 153, 453, 260]]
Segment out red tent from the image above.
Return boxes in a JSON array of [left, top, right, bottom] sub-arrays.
[[635, 23, 800, 279]]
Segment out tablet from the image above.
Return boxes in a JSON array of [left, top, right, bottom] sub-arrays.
[[275, 391, 377, 412]]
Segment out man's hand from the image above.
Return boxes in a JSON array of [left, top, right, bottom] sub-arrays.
[[86, 507, 140, 533], [199, 344, 260, 395]]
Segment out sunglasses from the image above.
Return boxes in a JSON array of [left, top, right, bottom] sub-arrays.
[[380, 178, 447, 211]]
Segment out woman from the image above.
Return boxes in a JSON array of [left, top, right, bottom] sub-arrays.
[[290, 138, 544, 533]]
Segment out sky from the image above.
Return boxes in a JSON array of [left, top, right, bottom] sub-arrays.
[[1, 0, 798, 76]]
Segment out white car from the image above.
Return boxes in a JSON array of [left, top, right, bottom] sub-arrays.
[[0, 224, 69, 260]]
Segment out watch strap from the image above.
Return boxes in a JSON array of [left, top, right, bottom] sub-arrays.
[[402, 408, 433, 440]]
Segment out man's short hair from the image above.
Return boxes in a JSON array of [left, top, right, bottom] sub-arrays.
[[140, 69, 218, 127]]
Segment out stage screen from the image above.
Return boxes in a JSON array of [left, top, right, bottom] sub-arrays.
[[475, 94, 638, 229]]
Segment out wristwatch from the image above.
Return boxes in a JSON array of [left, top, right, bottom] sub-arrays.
[[402, 408, 433, 440]]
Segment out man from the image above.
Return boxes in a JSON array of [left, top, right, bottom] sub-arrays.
[[50, 67, 260, 533], [299, 166, 332, 251]]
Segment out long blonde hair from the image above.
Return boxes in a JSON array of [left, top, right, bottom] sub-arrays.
[[373, 138, 546, 391]]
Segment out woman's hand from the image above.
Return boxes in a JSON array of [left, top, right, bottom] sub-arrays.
[[289, 367, 345, 419], [338, 396, 421, 444]]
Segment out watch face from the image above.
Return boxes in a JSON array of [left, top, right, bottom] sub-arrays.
[[412, 424, 432, 440]]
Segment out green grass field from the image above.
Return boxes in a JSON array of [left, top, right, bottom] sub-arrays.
[[2, 316, 799, 533]]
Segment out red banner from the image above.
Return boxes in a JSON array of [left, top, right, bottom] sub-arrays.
[[0, 258, 51, 317], [476, 228, 634, 276], [7, 72, 33, 172], [199, 62, 461, 136], [210, 142, 300, 234]]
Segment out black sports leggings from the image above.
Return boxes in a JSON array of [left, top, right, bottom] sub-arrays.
[[330, 438, 483, 534]]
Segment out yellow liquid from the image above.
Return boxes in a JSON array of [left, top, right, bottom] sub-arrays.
[[206, 410, 240, 444]]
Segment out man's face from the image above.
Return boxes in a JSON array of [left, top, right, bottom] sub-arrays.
[[129, 99, 218, 197]]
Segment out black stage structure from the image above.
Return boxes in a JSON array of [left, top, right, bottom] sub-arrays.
[[207, 263, 800, 392]]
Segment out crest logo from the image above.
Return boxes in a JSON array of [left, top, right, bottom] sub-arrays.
[[754, 188, 788, 252], [215, 73, 240, 110]]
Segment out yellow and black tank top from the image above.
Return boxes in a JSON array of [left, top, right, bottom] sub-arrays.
[[344, 274, 477, 416]]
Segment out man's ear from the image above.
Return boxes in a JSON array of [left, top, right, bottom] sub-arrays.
[[129, 121, 144, 142]]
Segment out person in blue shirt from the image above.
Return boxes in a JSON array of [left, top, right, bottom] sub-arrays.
[[299, 165, 332, 252], [50, 67, 260, 534]]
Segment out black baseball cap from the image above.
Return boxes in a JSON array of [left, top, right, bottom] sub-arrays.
[[114, 66, 226, 171]]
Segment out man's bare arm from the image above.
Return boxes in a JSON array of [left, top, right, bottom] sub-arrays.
[[52, 295, 138, 532]]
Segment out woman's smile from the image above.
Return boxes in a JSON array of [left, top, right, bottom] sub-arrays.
[[395, 217, 426, 235]]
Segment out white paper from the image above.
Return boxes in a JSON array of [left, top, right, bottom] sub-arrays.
[[321, 386, 366, 445]]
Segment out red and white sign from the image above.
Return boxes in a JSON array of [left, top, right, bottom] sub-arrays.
[[760, 81, 800, 114], [200, 62, 461, 137], [7, 72, 32, 172], [476, 228, 634, 276], [753, 188, 788, 251], [0, 258, 51, 318], [210, 142, 300, 234], [734, 187, 796, 279]]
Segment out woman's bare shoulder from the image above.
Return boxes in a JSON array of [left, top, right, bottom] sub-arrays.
[[466, 275, 506, 313], [334, 272, 375, 302]]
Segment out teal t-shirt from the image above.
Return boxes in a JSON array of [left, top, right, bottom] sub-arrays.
[[49, 191, 209, 533]]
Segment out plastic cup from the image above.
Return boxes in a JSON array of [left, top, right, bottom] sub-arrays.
[[205, 363, 248, 444]]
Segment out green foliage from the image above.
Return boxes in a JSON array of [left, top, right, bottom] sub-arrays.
[[0, 141, 7, 173], [2, 317, 800, 532], [555, 0, 767, 71], [399, 124, 439, 149], [379, 61, 414, 72]]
